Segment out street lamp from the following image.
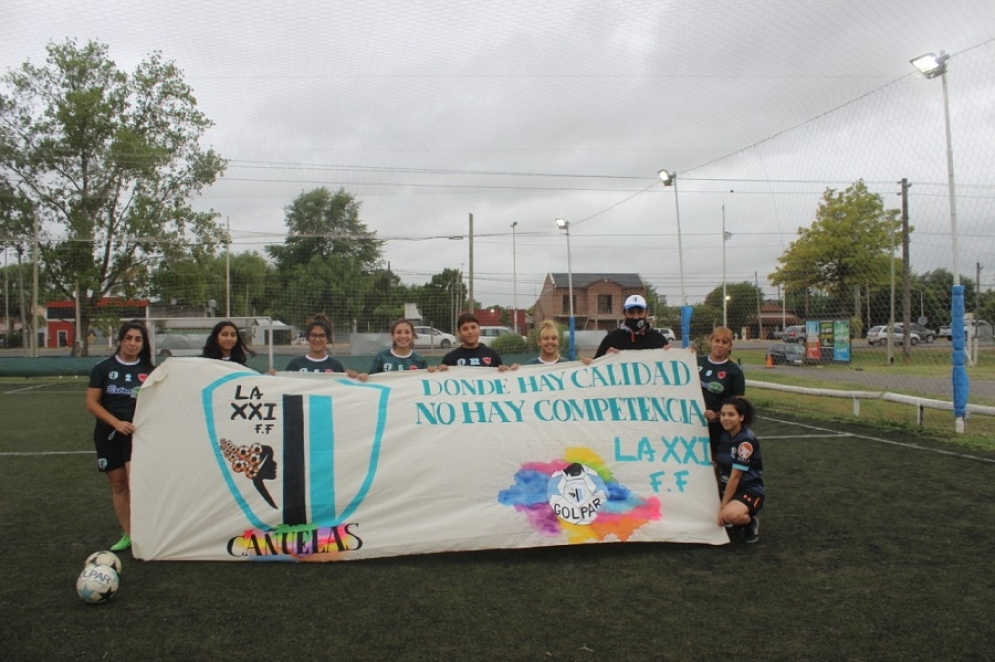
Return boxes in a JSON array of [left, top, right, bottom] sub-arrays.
[[911, 50, 966, 432], [722, 203, 732, 328], [511, 221, 519, 335], [658, 169, 691, 347], [555, 218, 576, 360], [657, 170, 686, 306]]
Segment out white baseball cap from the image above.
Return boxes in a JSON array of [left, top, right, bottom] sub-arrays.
[[624, 294, 648, 310]]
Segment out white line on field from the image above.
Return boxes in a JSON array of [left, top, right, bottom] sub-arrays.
[[0, 451, 90, 456], [3, 383, 55, 394], [760, 416, 995, 464], [763, 434, 852, 439]]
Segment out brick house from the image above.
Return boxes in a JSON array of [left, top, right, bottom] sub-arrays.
[[533, 273, 648, 331]]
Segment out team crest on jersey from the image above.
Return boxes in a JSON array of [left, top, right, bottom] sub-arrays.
[[546, 462, 609, 525], [109, 371, 118, 380], [483, 357, 492, 366], [718, 371, 726, 379], [736, 442, 754, 461]]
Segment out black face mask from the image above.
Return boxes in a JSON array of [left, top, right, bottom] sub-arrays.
[[622, 316, 649, 333]]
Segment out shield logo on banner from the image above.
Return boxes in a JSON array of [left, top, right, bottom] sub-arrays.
[[200, 373, 390, 531]]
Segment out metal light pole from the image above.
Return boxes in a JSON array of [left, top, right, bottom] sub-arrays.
[[911, 50, 965, 432], [658, 169, 690, 347], [511, 221, 519, 334], [555, 218, 575, 360], [722, 204, 731, 329]]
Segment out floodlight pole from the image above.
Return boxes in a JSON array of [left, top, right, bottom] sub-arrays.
[[511, 221, 519, 334], [555, 218, 576, 360], [658, 169, 691, 347], [722, 204, 728, 328], [911, 50, 965, 432]]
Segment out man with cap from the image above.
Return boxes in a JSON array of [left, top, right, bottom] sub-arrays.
[[594, 294, 670, 358]]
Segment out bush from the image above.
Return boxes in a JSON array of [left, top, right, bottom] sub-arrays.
[[491, 333, 529, 354]]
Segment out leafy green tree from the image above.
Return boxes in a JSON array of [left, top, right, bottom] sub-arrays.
[[416, 268, 466, 333], [0, 40, 226, 354], [266, 187, 384, 328], [770, 180, 900, 316], [151, 250, 273, 317], [703, 281, 763, 332], [916, 269, 976, 327], [363, 267, 410, 332]]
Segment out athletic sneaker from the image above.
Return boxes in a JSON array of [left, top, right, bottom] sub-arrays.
[[743, 517, 760, 544], [110, 532, 131, 552]]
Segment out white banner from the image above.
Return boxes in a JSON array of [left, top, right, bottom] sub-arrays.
[[131, 351, 727, 561]]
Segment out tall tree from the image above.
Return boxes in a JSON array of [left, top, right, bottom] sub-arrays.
[[0, 40, 226, 354], [266, 187, 384, 327], [150, 250, 273, 317], [416, 268, 466, 333], [703, 281, 764, 332], [769, 180, 900, 316]]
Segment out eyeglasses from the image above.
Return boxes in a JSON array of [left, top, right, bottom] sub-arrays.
[[309, 334, 327, 340]]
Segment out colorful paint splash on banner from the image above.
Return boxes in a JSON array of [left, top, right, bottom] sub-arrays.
[[498, 448, 661, 542]]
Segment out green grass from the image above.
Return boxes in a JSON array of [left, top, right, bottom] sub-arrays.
[[2, 378, 994, 660], [736, 344, 995, 375]]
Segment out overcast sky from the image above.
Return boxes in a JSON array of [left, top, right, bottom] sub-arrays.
[[3, 0, 994, 307]]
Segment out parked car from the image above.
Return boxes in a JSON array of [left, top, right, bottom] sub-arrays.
[[412, 326, 456, 349], [766, 343, 806, 366], [867, 325, 920, 346], [939, 319, 993, 341], [478, 326, 526, 347], [893, 322, 936, 343], [154, 331, 208, 358], [659, 327, 677, 342], [782, 325, 806, 343]]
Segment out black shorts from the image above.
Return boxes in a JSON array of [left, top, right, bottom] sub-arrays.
[[93, 423, 132, 472], [729, 491, 765, 516]]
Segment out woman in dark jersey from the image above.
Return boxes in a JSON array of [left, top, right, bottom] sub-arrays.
[[85, 320, 155, 552]]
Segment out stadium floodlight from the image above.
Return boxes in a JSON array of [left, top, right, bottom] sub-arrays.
[[910, 52, 948, 79], [911, 49, 965, 433], [554, 218, 576, 360], [657, 169, 686, 307]]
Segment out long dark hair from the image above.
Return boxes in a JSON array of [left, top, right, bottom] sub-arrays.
[[202, 320, 253, 364], [117, 320, 153, 367], [721, 396, 755, 427]]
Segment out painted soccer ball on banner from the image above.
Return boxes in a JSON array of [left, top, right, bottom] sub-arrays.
[[84, 550, 122, 574], [76, 565, 119, 604]]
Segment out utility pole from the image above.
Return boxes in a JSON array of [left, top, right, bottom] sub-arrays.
[[900, 179, 912, 360], [17, 246, 26, 356], [225, 217, 231, 318], [468, 213, 474, 314], [32, 212, 40, 357], [754, 271, 763, 340], [976, 262, 982, 313]]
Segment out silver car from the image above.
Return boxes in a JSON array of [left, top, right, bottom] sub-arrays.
[[412, 326, 456, 349]]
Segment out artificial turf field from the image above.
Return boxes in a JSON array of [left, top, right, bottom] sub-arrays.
[[1, 377, 993, 661]]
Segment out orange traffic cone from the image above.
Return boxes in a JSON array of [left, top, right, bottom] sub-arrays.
[[764, 353, 774, 369]]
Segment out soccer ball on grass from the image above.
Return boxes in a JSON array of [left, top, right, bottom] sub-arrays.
[[84, 550, 122, 574], [76, 565, 119, 604]]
